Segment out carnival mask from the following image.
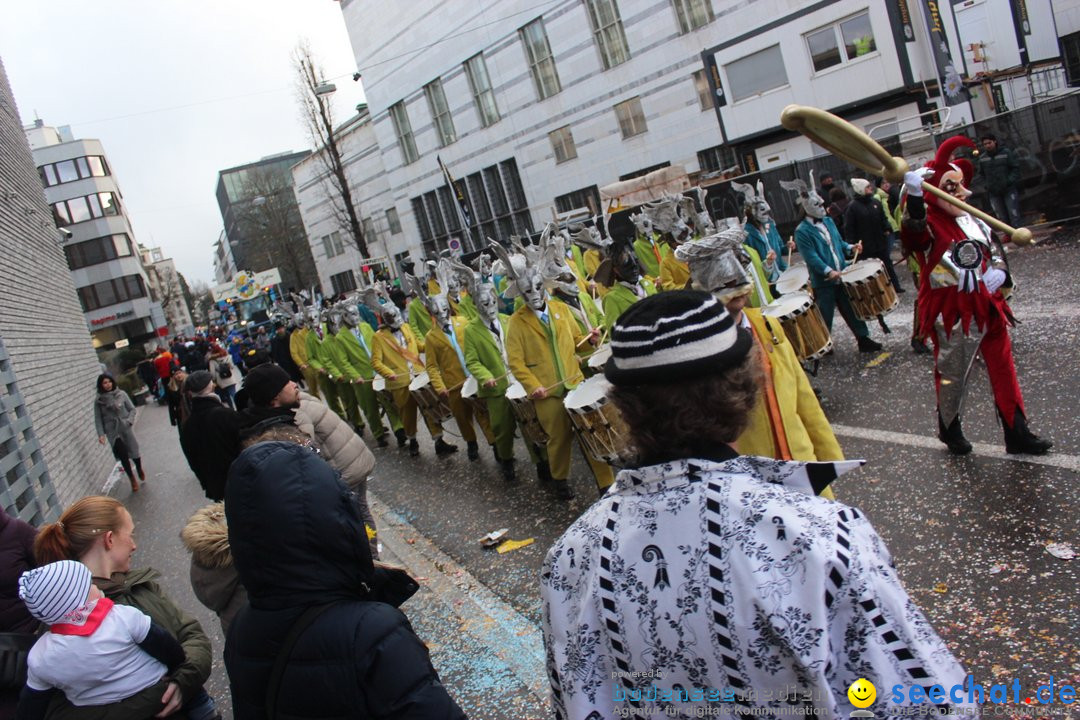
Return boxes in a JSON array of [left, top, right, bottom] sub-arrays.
[[804, 190, 826, 219], [325, 309, 342, 334], [519, 269, 547, 311], [305, 306, 322, 328], [937, 167, 971, 218], [613, 246, 640, 284], [382, 303, 404, 330], [751, 198, 772, 224], [342, 305, 361, 329], [475, 284, 499, 324], [429, 295, 451, 330]]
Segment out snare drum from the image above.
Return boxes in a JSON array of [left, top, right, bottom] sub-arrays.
[[461, 376, 489, 423], [841, 259, 899, 321], [761, 292, 833, 362], [409, 372, 452, 423], [563, 375, 629, 464], [505, 382, 549, 446], [586, 344, 611, 371], [774, 265, 810, 296]]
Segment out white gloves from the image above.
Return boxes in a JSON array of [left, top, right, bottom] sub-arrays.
[[983, 268, 1007, 294], [904, 171, 924, 198]]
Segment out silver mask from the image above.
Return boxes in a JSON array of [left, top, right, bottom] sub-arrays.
[[519, 269, 547, 311], [429, 295, 451, 330], [342, 305, 361, 329], [382, 303, 403, 330], [475, 284, 500, 325]]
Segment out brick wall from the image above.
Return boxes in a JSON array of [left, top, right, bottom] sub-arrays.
[[0, 55, 113, 512]]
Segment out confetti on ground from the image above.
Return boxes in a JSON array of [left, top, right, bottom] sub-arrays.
[[497, 538, 535, 554], [1045, 542, 1075, 560], [933, 583, 949, 593]]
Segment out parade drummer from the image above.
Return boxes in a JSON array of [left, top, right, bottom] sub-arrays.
[[367, 289, 452, 458], [420, 279, 495, 461], [900, 137, 1051, 456], [303, 303, 350, 418], [783, 170, 883, 353], [288, 301, 319, 399], [678, 228, 842, 500], [601, 230, 657, 331], [333, 298, 401, 448], [495, 243, 615, 499], [463, 277, 543, 484], [734, 178, 793, 281], [630, 211, 663, 280], [323, 308, 365, 432]]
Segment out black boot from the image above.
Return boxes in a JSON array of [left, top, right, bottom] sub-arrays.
[[467, 441, 479, 461], [395, 428, 407, 448], [553, 479, 575, 500], [911, 338, 931, 355], [857, 335, 883, 353], [535, 460, 553, 484], [434, 437, 458, 456], [937, 412, 972, 455], [1002, 410, 1053, 455], [500, 459, 517, 482], [408, 438, 420, 457], [376, 432, 390, 448]]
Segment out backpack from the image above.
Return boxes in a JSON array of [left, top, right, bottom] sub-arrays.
[[216, 359, 232, 380]]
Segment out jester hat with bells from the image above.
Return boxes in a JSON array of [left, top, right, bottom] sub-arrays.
[[921, 136, 977, 218]]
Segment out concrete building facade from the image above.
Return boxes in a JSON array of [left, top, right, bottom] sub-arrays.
[[140, 245, 195, 337], [27, 122, 168, 353], [301, 0, 1070, 272], [0, 57, 114, 520]]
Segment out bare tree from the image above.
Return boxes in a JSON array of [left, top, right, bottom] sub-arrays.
[[189, 280, 216, 326], [294, 40, 369, 258], [232, 167, 319, 293]]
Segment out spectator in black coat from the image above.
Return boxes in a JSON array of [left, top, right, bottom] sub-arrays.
[[0, 510, 38, 714], [826, 186, 850, 234], [269, 324, 302, 384], [224, 441, 466, 719], [843, 178, 903, 291], [179, 371, 243, 501]]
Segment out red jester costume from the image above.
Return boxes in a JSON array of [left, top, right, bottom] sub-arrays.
[[900, 136, 1051, 456]]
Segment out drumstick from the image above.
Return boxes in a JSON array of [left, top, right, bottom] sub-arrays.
[[541, 378, 568, 394], [786, 237, 793, 268]]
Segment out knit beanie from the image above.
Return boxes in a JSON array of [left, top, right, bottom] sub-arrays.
[[244, 364, 292, 407], [850, 178, 871, 194], [605, 290, 751, 386], [19, 560, 93, 625], [184, 370, 214, 395]]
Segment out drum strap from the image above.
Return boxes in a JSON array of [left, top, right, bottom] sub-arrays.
[[386, 332, 423, 368], [750, 322, 792, 461]]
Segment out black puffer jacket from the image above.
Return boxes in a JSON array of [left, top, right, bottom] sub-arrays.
[[842, 192, 891, 255], [179, 395, 243, 501], [224, 442, 466, 719]]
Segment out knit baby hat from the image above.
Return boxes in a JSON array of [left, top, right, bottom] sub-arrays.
[[19, 560, 93, 625]]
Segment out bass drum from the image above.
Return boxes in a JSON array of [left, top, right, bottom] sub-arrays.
[[409, 371, 452, 423], [505, 381, 549, 447], [761, 292, 832, 362], [460, 376, 488, 423], [774, 264, 809, 296], [841, 259, 899, 321]]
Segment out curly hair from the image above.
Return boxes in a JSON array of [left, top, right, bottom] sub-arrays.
[[608, 349, 762, 466]]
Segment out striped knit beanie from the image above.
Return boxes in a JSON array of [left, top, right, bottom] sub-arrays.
[[19, 560, 93, 625], [604, 290, 752, 385]]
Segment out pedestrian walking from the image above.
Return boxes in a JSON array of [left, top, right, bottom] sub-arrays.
[[844, 178, 903, 291], [209, 346, 239, 409], [94, 374, 144, 493], [179, 371, 243, 502], [33, 496, 220, 720], [541, 290, 973, 718], [224, 440, 466, 719], [976, 133, 1022, 228]]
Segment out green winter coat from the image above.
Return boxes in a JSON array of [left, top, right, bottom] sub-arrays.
[[603, 280, 657, 330], [633, 237, 662, 278], [463, 315, 511, 399], [407, 297, 432, 342]]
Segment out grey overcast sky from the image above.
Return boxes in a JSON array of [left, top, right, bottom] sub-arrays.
[[1, 0, 366, 287]]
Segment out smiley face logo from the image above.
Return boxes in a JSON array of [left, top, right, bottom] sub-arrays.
[[848, 678, 876, 708]]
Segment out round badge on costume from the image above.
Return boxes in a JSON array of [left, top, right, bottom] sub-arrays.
[[951, 240, 982, 270]]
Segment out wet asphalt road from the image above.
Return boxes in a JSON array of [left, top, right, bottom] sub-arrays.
[[121, 226, 1078, 719]]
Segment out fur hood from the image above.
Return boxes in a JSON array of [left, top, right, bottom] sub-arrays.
[[180, 503, 233, 569]]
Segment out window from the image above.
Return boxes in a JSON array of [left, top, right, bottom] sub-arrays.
[[725, 45, 788, 101], [615, 97, 647, 139], [671, 0, 714, 33], [322, 231, 345, 259], [464, 53, 500, 127], [619, 162, 670, 181], [584, 0, 630, 69], [807, 12, 876, 73], [698, 143, 741, 174], [64, 234, 132, 270], [520, 18, 561, 100], [410, 158, 533, 257], [362, 217, 377, 244], [51, 192, 121, 227], [424, 79, 456, 147], [549, 126, 578, 163], [1064, 32, 1080, 87], [389, 102, 418, 165], [386, 207, 402, 234], [38, 155, 109, 187], [76, 274, 147, 312], [693, 70, 713, 110], [330, 270, 357, 295], [555, 185, 601, 215]]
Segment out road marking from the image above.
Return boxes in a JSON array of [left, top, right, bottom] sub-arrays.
[[831, 424, 1080, 473], [863, 352, 892, 368], [369, 495, 550, 707]]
